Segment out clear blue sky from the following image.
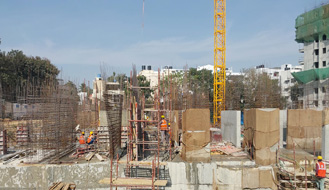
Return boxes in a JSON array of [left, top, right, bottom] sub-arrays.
[[0, 0, 326, 84]]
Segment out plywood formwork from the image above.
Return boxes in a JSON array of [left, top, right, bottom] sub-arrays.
[[244, 108, 279, 166], [287, 109, 322, 151], [181, 109, 211, 162]]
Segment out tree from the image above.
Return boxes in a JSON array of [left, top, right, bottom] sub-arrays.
[[137, 75, 153, 99], [79, 83, 92, 95], [225, 68, 285, 110], [0, 50, 59, 101]]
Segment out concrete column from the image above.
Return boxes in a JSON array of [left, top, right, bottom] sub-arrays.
[[279, 110, 287, 148], [322, 125, 329, 160], [221, 111, 241, 148]]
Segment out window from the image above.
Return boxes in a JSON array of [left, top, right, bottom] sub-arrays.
[[315, 88, 319, 94], [291, 78, 296, 83], [323, 87, 326, 93], [315, 100, 319, 107], [324, 34, 327, 41], [323, 61, 326, 67], [323, 48, 327, 54], [315, 62, 319, 68], [323, 100, 327, 106], [315, 49, 319, 55], [315, 36, 319, 43], [16, 104, 19, 108]]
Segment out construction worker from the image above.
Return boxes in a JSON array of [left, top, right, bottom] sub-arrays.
[[79, 131, 86, 145], [159, 115, 168, 144], [315, 156, 326, 190], [87, 131, 95, 145]]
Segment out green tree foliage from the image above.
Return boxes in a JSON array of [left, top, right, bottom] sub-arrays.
[[79, 83, 92, 95], [107, 72, 127, 90], [0, 50, 59, 101], [137, 75, 153, 99], [188, 68, 214, 102]]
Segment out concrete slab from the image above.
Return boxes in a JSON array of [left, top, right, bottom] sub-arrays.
[[322, 125, 329, 160], [221, 111, 241, 148], [280, 110, 287, 147], [99, 111, 108, 126]]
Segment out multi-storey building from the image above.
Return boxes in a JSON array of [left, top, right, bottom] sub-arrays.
[[255, 64, 302, 106], [293, 4, 329, 109]]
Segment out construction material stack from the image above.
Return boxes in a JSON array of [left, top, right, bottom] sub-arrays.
[[16, 125, 29, 147], [0, 130, 7, 155]]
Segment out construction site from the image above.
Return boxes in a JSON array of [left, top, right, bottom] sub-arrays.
[[2, 1, 329, 190]]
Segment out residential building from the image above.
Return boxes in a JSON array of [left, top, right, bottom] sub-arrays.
[[255, 64, 303, 106], [138, 65, 183, 89], [293, 4, 329, 109]]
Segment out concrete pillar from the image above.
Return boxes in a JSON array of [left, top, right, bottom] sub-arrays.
[[279, 110, 287, 148], [221, 111, 241, 148], [322, 125, 329, 160]]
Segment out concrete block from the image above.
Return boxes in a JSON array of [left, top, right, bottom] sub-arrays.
[[99, 111, 108, 126], [216, 167, 242, 189], [221, 111, 241, 148], [242, 168, 259, 188], [322, 125, 329, 160], [280, 110, 287, 147]]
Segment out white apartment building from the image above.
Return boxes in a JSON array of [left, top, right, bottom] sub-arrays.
[[138, 65, 183, 89], [293, 4, 329, 109], [255, 64, 303, 104]]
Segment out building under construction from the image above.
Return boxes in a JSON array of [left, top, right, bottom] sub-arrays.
[[2, 2, 329, 190], [293, 3, 329, 109]]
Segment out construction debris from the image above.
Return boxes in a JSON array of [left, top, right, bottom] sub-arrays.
[[49, 182, 76, 190]]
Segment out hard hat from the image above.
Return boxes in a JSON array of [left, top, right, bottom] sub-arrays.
[[90, 131, 93, 135], [168, 123, 171, 125], [82, 131, 85, 135], [161, 115, 165, 118], [318, 156, 323, 160]]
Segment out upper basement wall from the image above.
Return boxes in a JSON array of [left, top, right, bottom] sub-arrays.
[[0, 160, 276, 190]]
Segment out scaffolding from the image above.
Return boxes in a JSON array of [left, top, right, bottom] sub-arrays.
[[109, 68, 172, 189]]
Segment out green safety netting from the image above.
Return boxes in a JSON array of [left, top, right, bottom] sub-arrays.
[[292, 67, 329, 84], [295, 4, 329, 43]]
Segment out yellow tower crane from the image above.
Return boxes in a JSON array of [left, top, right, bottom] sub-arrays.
[[213, 0, 226, 127]]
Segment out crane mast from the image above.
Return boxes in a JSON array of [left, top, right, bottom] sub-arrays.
[[213, 0, 226, 127]]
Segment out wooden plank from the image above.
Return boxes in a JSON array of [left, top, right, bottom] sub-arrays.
[[117, 160, 167, 166], [95, 153, 105, 161], [99, 178, 167, 187], [85, 152, 95, 161], [54, 182, 64, 190], [62, 184, 70, 190], [49, 182, 60, 190]]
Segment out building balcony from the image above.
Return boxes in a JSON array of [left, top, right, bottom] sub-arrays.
[[298, 59, 304, 65], [299, 48, 304, 53]]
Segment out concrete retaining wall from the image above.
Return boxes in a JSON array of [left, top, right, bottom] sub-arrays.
[[0, 159, 276, 190], [0, 161, 111, 190]]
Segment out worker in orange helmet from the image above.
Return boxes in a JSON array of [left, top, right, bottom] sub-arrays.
[[159, 115, 168, 145], [87, 131, 95, 145], [315, 156, 326, 190], [79, 131, 86, 145]]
